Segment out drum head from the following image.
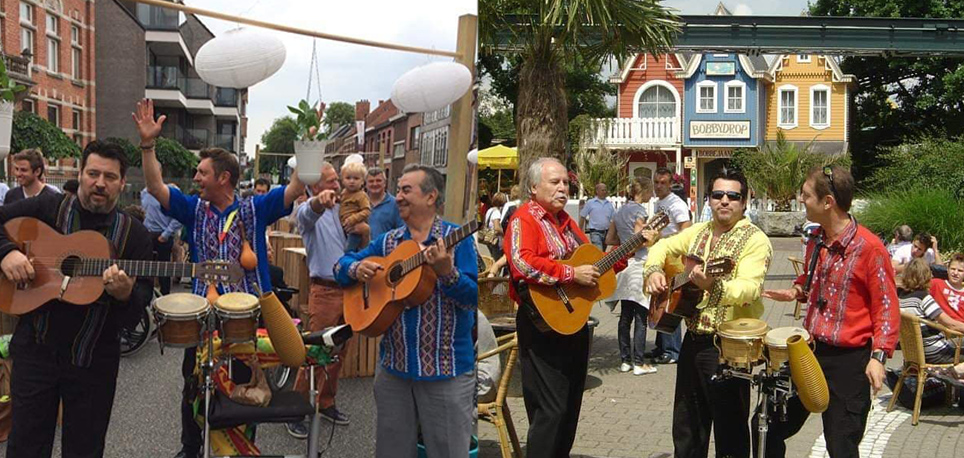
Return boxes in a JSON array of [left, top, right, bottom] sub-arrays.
[[216, 292, 259, 312], [154, 293, 209, 316], [717, 318, 769, 337], [766, 326, 811, 347]]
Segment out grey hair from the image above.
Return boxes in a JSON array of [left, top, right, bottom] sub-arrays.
[[321, 161, 335, 173], [402, 163, 445, 209], [367, 166, 385, 177], [896, 224, 914, 242], [527, 157, 565, 195]]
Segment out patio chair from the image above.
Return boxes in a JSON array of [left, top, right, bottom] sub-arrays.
[[787, 255, 806, 319], [478, 332, 522, 458], [887, 311, 963, 425]]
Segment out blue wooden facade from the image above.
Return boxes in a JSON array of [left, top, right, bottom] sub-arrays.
[[681, 53, 771, 148]]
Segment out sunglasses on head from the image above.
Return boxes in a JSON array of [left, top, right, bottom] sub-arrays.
[[710, 190, 743, 201], [823, 166, 838, 202]]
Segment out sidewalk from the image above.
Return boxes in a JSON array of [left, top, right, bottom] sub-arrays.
[[479, 237, 964, 458]]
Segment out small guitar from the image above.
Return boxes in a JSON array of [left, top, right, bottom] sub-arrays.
[[648, 256, 735, 334], [0, 217, 242, 315], [527, 212, 670, 335], [343, 220, 479, 337]]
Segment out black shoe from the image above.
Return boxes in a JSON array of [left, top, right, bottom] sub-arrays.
[[643, 350, 660, 359], [320, 406, 350, 425], [654, 354, 677, 364], [174, 450, 199, 458], [286, 421, 309, 440]]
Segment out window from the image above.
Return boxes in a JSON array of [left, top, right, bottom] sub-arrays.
[[47, 37, 58, 71], [22, 98, 34, 113], [724, 81, 745, 113], [20, 27, 33, 55], [73, 133, 82, 146], [810, 85, 830, 129], [796, 55, 811, 63], [20, 2, 32, 24], [46, 15, 58, 36], [778, 85, 798, 128], [419, 126, 448, 167], [72, 109, 80, 130], [71, 47, 80, 78], [637, 85, 676, 119], [696, 81, 716, 113], [71, 25, 79, 45], [410, 126, 420, 149], [47, 103, 59, 126]]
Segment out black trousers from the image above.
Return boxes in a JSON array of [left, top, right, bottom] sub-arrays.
[[751, 341, 871, 458], [516, 304, 590, 458], [150, 232, 175, 295], [180, 347, 254, 453], [8, 338, 120, 458], [673, 332, 751, 458]]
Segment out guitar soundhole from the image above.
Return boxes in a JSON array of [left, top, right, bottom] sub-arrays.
[[61, 256, 82, 277], [388, 264, 404, 284]]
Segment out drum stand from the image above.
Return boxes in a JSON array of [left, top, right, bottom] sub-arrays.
[[713, 365, 795, 458]]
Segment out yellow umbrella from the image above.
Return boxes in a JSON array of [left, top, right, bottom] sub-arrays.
[[478, 145, 517, 189]]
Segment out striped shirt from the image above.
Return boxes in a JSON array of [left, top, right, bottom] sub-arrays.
[[898, 290, 953, 361]]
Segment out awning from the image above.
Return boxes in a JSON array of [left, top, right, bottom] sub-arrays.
[[478, 144, 517, 170]]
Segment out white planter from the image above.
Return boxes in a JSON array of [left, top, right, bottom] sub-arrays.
[[0, 100, 14, 161], [293, 140, 327, 186]]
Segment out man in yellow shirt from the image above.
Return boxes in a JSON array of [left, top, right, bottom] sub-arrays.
[[644, 169, 772, 458]]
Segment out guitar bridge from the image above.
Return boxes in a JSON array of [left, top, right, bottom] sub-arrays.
[[555, 286, 575, 313]]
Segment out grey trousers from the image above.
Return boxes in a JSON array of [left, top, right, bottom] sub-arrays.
[[374, 365, 475, 458]]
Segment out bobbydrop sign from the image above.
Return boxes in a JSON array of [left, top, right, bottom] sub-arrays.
[[690, 121, 750, 139]]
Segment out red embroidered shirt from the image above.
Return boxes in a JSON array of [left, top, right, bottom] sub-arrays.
[[505, 201, 589, 303], [929, 278, 964, 322], [793, 218, 899, 355]]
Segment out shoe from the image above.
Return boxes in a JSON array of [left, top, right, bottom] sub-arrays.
[[619, 362, 632, 373], [174, 451, 199, 458], [643, 350, 659, 359], [320, 406, 350, 425], [633, 364, 657, 375], [654, 354, 677, 364], [286, 421, 309, 440]]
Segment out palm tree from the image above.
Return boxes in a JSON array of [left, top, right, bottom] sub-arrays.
[[480, 0, 679, 193]]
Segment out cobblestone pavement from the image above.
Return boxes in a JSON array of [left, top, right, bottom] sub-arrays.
[[479, 237, 964, 458]]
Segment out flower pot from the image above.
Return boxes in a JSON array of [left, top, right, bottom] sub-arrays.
[[0, 100, 15, 161], [293, 140, 327, 186]]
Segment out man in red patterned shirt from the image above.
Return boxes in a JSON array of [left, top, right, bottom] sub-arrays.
[[504, 157, 599, 457], [762, 166, 899, 457]]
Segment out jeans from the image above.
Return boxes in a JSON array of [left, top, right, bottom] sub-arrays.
[[588, 230, 606, 252], [617, 300, 648, 364], [150, 232, 174, 295], [655, 323, 682, 359]]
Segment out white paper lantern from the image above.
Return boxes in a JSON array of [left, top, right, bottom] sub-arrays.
[[0, 101, 13, 161], [287, 155, 297, 169], [467, 148, 478, 165], [195, 28, 286, 89], [391, 61, 471, 113], [345, 153, 364, 165]]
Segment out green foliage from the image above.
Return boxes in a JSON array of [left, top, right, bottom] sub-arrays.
[[866, 135, 964, 193], [259, 116, 298, 174], [106, 136, 140, 167], [479, 108, 516, 148], [572, 145, 627, 197], [731, 132, 850, 211], [856, 188, 964, 254], [154, 138, 198, 177], [287, 99, 323, 141], [0, 59, 26, 102], [11, 111, 81, 159], [323, 102, 354, 134]]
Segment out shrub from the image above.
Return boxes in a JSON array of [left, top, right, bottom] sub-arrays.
[[108, 136, 198, 178], [11, 111, 81, 160], [867, 135, 964, 194], [856, 188, 964, 254]]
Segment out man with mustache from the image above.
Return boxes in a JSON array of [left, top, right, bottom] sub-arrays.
[[0, 140, 154, 457], [504, 157, 598, 457], [133, 99, 307, 458]]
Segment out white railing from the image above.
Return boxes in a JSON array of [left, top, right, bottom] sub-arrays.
[[587, 117, 680, 147]]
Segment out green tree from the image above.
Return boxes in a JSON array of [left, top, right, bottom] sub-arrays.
[[259, 116, 298, 174], [809, 0, 964, 182], [480, 0, 678, 192], [324, 101, 355, 135], [109, 136, 197, 177], [11, 111, 81, 160]]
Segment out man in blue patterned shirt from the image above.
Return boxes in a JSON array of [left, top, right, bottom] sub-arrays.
[[335, 164, 477, 458]]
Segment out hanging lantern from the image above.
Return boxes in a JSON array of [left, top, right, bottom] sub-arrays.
[[0, 100, 14, 161], [467, 148, 478, 165], [287, 156, 297, 169], [390, 61, 471, 113], [345, 153, 364, 165], [294, 140, 327, 186], [195, 28, 286, 88]]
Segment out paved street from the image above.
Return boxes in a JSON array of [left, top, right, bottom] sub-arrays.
[[479, 237, 964, 458]]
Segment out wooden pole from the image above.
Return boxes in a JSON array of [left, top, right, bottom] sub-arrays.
[[128, 0, 460, 59], [254, 143, 261, 179], [442, 14, 476, 223]]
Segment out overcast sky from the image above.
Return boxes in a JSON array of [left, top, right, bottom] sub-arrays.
[[191, 0, 476, 158]]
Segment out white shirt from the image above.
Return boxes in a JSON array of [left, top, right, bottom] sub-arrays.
[[655, 193, 690, 237], [892, 244, 936, 265]]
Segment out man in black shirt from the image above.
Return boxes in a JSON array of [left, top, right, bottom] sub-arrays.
[[3, 148, 60, 205], [0, 140, 154, 458]]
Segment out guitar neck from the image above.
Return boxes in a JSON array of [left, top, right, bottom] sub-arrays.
[[76, 258, 195, 278], [594, 226, 653, 273], [400, 221, 478, 276]]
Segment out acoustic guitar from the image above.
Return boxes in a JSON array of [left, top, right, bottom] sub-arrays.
[[0, 217, 242, 315], [344, 220, 478, 337], [648, 256, 735, 334], [527, 212, 670, 335]]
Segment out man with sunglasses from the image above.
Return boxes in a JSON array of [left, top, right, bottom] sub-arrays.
[[644, 169, 772, 458], [762, 165, 899, 457]]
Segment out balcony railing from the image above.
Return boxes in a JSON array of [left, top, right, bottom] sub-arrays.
[[215, 134, 236, 151], [3, 54, 31, 81], [214, 88, 238, 107], [184, 128, 209, 150], [136, 4, 180, 30], [147, 66, 184, 91], [584, 117, 680, 148], [185, 77, 212, 99]]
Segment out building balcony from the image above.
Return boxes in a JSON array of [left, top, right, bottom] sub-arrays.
[[215, 134, 236, 151], [147, 65, 184, 91], [135, 4, 181, 30], [147, 68, 240, 118], [3, 54, 32, 85], [583, 117, 681, 148]]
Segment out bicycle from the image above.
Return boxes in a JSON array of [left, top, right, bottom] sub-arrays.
[[119, 287, 161, 357]]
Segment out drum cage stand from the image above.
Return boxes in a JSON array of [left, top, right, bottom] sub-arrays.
[[198, 311, 334, 458], [713, 364, 796, 458]]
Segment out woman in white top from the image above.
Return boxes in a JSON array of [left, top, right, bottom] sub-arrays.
[[482, 192, 507, 258]]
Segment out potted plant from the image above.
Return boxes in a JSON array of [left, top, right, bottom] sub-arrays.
[[288, 99, 326, 185], [0, 59, 26, 161]]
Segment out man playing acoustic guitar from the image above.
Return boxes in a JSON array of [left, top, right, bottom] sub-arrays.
[[335, 164, 477, 458], [644, 169, 772, 458], [0, 141, 155, 457]]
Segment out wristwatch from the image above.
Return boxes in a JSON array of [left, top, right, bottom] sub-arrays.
[[871, 349, 887, 365]]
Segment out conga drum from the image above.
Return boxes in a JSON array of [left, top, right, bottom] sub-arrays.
[[214, 292, 260, 344], [153, 293, 210, 348], [715, 318, 769, 372], [765, 326, 811, 374]]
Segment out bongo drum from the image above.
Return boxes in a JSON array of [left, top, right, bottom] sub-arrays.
[[214, 292, 260, 344], [765, 326, 811, 373], [153, 293, 210, 348], [715, 318, 769, 372]]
